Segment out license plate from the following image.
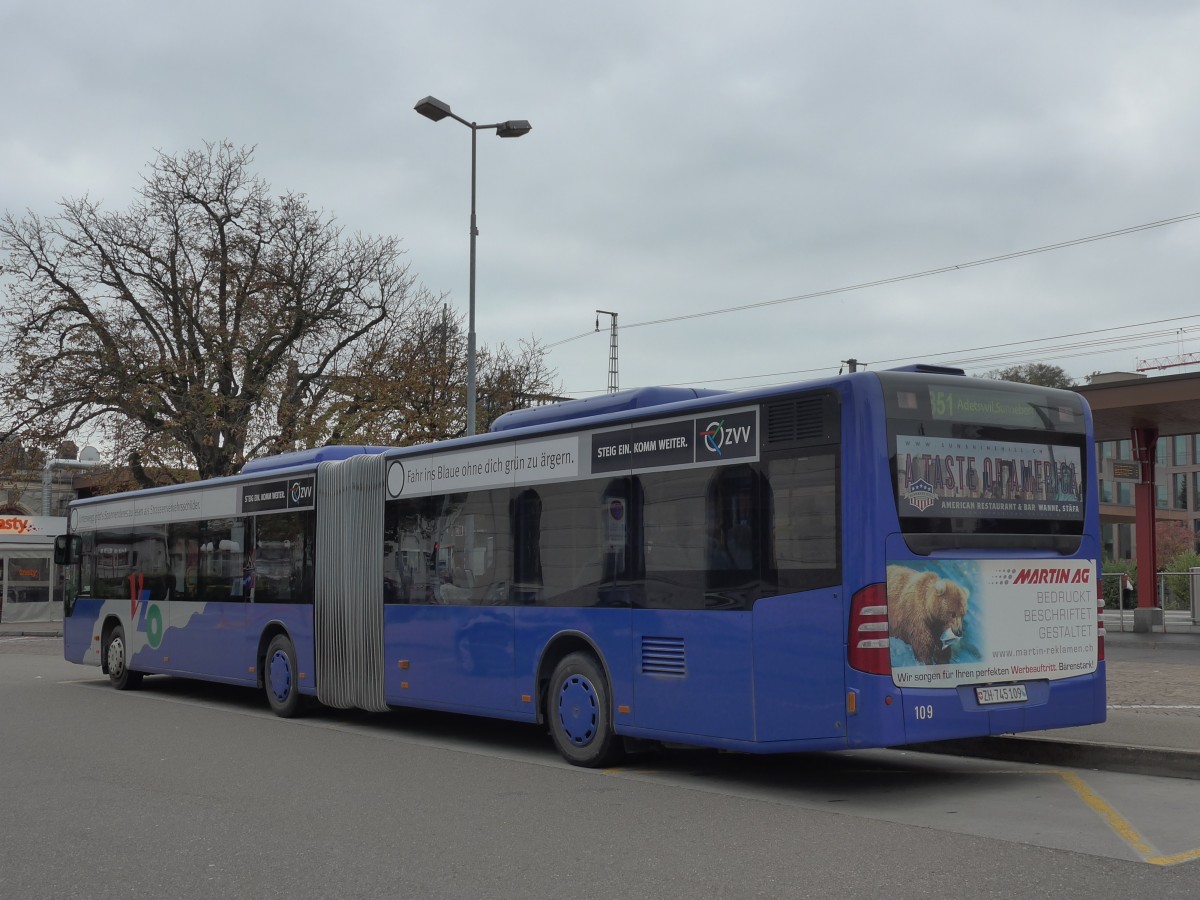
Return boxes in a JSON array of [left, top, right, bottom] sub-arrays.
[[975, 684, 1028, 705]]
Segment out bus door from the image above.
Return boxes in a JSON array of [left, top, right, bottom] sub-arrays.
[[750, 449, 845, 743], [172, 519, 248, 679], [751, 586, 846, 742], [630, 465, 761, 742], [383, 489, 516, 714], [631, 607, 755, 741]]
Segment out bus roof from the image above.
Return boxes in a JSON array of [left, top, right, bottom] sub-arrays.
[[239, 445, 390, 475], [72, 367, 985, 508], [489, 386, 728, 433]]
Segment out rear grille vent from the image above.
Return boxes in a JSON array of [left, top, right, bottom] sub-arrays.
[[766, 395, 831, 445], [641, 636, 686, 676]]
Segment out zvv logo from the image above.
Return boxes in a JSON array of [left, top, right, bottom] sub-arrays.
[[287, 477, 315, 509], [696, 412, 756, 461]]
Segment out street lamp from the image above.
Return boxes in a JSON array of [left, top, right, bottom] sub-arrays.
[[415, 95, 532, 436]]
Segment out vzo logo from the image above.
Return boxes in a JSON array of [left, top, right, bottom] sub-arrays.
[[129, 573, 164, 649]]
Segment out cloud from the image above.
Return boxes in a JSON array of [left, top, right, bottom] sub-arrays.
[[4, 1, 1200, 396]]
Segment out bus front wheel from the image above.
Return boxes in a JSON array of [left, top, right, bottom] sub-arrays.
[[105, 624, 143, 691], [264, 634, 303, 718], [547, 652, 623, 768]]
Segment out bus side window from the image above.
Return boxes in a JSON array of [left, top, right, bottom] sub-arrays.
[[600, 477, 644, 583], [93, 533, 134, 600], [767, 451, 840, 592], [198, 518, 249, 602], [705, 466, 763, 576], [385, 497, 441, 604], [511, 488, 542, 605], [168, 521, 201, 602], [253, 511, 311, 604]]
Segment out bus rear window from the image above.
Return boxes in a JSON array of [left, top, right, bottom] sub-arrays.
[[896, 434, 1082, 522], [878, 372, 1088, 550]]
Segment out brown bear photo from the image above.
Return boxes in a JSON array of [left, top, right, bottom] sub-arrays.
[[886, 565, 970, 666]]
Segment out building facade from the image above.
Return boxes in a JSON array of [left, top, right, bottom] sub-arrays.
[[0, 514, 67, 623], [1098, 432, 1200, 562], [0, 445, 80, 623]]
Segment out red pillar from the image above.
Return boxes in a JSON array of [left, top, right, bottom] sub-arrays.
[[1132, 426, 1158, 608]]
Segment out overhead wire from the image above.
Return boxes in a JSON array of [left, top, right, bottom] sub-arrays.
[[563, 315, 1200, 394], [546, 210, 1200, 352], [546, 210, 1200, 392]]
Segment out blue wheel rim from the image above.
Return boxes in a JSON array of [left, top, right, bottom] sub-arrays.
[[557, 673, 599, 746], [268, 649, 293, 703]]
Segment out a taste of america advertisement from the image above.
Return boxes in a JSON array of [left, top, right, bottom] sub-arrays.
[[897, 435, 1082, 520]]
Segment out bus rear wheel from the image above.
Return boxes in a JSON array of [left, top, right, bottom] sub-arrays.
[[265, 634, 303, 718], [547, 652, 623, 768], [105, 624, 143, 691]]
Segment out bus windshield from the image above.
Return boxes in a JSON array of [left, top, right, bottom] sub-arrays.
[[878, 372, 1088, 552]]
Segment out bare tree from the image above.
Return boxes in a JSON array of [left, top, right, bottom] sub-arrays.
[[295, 301, 561, 446], [1, 142, 413, 478], [476, 336, 562, 430], [1, 142, 559, 479]]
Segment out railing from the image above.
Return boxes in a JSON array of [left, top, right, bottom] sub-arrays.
[[1100, 570, 1200, 632]]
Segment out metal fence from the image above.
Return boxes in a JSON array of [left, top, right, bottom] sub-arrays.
[[1101, 570, 1200, 632]]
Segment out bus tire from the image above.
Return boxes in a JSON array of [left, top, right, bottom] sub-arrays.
[[105, 624, 143, 691], [547, 652, 623, 768], [264, 634, 303, 718]]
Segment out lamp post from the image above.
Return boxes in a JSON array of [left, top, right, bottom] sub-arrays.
[[414, 95, 531, 436]]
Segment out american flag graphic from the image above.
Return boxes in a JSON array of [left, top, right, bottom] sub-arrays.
[[906, 478, 938, 512]]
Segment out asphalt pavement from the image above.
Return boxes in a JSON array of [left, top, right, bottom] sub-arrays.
[[5, 613, 1197, 778]]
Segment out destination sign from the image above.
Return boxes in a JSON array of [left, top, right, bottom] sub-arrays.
[[925, 386, 1078, 429]]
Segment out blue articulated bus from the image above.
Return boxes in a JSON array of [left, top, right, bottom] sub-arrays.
[[58, 366, 1105, 766]]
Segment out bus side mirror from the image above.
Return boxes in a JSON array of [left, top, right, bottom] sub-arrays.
[[54, 534, 81, 565]]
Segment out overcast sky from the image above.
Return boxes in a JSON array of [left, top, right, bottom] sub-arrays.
[[3, 1, 1199, 399]]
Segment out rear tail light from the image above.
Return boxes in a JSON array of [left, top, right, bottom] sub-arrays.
[[1096, 573, 1105, 661], [849, 583, 891, 675]]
